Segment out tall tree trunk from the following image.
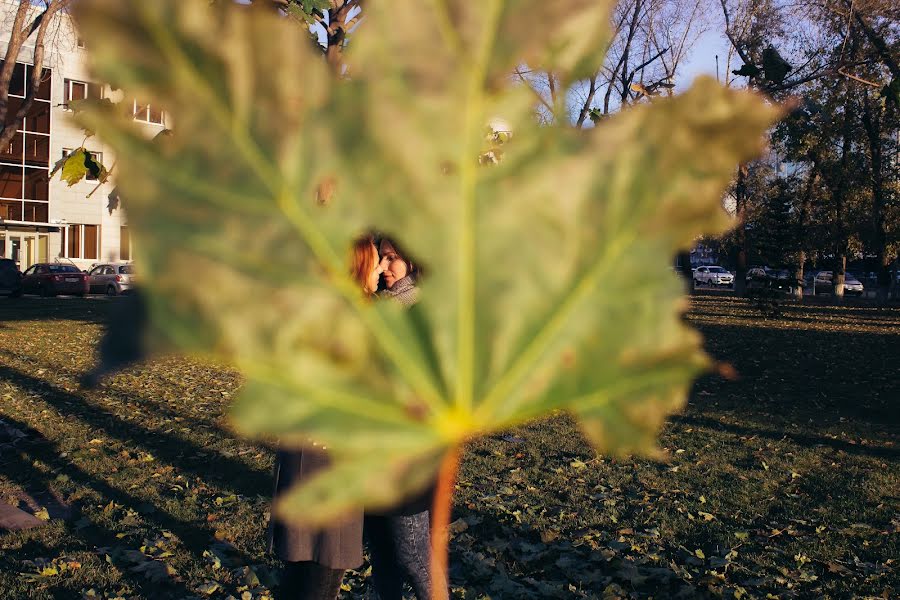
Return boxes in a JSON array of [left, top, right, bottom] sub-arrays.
[[830, 68, 857, 303], [833, 253, 846, 300], [861, 91, 891, 304], [793, 160, 819, 300], [732, 165, 748, 297], [793, 250, 806, 299]]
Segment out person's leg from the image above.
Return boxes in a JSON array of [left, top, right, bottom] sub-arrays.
[[277, 561, 344, 600], [364, 515, 404, 600], [389, 512, 437, 600]]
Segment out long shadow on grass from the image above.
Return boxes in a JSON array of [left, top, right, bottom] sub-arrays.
[[0, 347, 242, 440], [447, 503, 703, 599], [0, 297, 112, 325], [0, 365, 272, 500], [0, 415, 211, 599], [691, 295, 900, 318], [671, 414, 900, 460], [690, 320, 899, 428]]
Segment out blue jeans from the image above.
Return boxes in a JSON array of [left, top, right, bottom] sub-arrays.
[[364, 512, 434, 599]]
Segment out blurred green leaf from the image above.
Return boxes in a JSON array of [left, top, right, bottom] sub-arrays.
[[74, 0, 778, 524]]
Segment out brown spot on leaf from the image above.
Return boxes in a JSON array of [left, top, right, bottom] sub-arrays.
[[315, 176, 337, 205]]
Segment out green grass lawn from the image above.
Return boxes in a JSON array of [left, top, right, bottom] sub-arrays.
[[0, 296, 897, 599]]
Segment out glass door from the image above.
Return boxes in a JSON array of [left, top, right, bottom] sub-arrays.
[[23, 236, 34, 269], [4, 234, 37, 270], [10, 236, 21, 269], [37, 235, 48, 263]]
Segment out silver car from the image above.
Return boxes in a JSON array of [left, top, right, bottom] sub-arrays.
[[88, 263, 135, 296], [813, 271, 864, 296]]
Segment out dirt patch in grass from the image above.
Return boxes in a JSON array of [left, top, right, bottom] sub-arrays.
[[0, 296, 897, 599]]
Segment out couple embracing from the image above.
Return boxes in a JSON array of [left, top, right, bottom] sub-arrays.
[[270, 235, 442, 600]]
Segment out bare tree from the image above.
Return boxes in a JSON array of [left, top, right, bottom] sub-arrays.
[[260, 0, 364, 73], [0, 0, 73, 150], [518, 0, 710, 128]]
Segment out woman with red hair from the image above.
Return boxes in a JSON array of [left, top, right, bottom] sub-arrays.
[[270, 235, 383, 600]]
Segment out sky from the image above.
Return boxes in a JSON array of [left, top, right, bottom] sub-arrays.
[[679, 29, 734, 86], [263, 1, 737, 99]]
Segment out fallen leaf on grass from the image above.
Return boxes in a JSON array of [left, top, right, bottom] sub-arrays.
[[130, 559, 178, 583], [202, 550, 222, 570], [825, 561, 852, 575], [197, 581, 221, 595], [214, 494, 239, 507]]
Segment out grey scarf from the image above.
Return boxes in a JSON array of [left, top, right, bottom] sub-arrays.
[[380, 275, 418, 307]]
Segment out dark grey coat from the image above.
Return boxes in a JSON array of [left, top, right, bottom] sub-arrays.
[[269, 448, 363, 569]]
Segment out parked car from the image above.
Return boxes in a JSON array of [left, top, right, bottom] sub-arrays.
[[813, 271, 864, 296], [693, 265, 734, 287], [0, 258, 22, 297], [87, 263, 135, 296], [746, 267, 798, 296], [20, 263, 89, 297]]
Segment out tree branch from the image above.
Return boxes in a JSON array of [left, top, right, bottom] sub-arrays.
[[838, 67, 882, 88], [0, 0, 73, 151], [719, 0, 754, 69], [575, 71, 600, 128], [513, 68, 555, 115], [850, 5, 900, 81]]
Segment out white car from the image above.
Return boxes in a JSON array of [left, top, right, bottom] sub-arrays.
[[693, 266, 734, 287]]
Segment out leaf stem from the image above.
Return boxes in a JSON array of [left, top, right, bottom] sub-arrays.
[[430, 446, 460, 600]]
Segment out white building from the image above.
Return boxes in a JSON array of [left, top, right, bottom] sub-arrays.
[[0, 1, 164, 271]]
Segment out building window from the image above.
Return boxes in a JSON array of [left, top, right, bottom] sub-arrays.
[[133, 100, 164, 125], [120, 226, 130, 261], [25, 135, 49, 167], [68, 224, 81, 258], [0, 164, 23, 199], [24, 168, 49, 200], [0, 199, 22, 220], [25, 102, 50, 134], [65, 224, 100, 259], [23, 202, 48, 222], [0, 60, 50, 224], [2, 133, 23, 163], [84, 224, 99, 260], [62, 149, 103, 181], [8, 62, 25, 96], [63, 79, 102, 106]]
